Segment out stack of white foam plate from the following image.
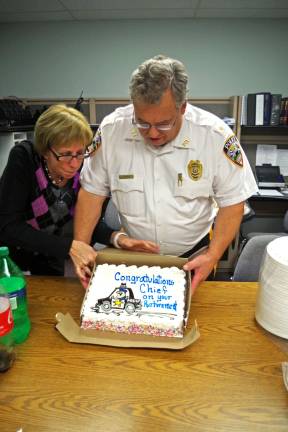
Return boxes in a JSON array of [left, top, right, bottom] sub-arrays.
[[255, 236, 288, 339]]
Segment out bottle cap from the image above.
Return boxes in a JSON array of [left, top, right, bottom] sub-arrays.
[[0, 247, 9, 257]]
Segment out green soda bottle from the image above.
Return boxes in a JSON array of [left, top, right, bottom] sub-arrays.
[[0, 247, 31, 344], [0, 284, 15, 371]]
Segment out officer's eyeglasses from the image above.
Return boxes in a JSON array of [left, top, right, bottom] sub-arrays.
[[48, 145, 92, 162], [132, 114, 177, 131]]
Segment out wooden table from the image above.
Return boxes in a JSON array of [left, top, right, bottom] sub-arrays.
[[1, 277, 287, 432]]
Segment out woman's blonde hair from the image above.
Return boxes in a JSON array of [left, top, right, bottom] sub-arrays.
[[34, 104, 93, 155]]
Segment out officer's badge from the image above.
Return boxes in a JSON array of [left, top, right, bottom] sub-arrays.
[[223, 135, 243, 167], [187, 160, 203, 181]]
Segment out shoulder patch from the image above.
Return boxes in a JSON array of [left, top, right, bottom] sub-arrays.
[[88, 128, 102, 154], [223, 135, 243, 167]]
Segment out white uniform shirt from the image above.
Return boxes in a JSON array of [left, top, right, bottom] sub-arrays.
[[81, 104, 258, 256]]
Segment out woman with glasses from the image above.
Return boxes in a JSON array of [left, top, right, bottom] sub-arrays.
[[0, 104, 118, 276]]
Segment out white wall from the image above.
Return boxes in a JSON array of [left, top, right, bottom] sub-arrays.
[[0, 18, 287, 98]]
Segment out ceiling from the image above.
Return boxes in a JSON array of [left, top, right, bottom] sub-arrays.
[[0, 0, 288, 22]]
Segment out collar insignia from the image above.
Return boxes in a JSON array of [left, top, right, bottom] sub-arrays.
[[131, 127, 139, 138], [182, 138, 190, 147]]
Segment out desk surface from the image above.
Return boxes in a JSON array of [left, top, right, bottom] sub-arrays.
[[251, 193, 288, 200], [248, 194, 288, 218], [1, 277, 287, 432]]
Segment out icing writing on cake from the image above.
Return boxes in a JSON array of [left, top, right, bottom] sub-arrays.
[[114, 271, 175, 285]]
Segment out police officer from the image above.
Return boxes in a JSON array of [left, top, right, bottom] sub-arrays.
[[70, 55, 258, 290]]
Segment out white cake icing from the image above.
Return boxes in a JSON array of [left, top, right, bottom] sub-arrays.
[[80, 263, 187, 337]]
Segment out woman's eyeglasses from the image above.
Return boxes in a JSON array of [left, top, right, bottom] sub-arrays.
[[48, 145, 92, 162]]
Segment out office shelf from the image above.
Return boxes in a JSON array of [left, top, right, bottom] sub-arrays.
[[241, 126, 288, 135], [238, 96, 288, 145], [240, 126, 288, 145]]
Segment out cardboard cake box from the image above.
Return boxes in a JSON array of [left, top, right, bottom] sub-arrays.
[[56, 248, 200, 350]]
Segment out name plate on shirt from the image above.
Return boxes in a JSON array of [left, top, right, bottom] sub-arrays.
[[119, 174, 134, 180]]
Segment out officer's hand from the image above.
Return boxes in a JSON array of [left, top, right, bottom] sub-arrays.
[[118, 236, 160, 254], [183, 252, 217, 293], [69, 240, 97, 289]]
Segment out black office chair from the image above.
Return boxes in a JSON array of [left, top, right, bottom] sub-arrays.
[[102, 199, 121, 231], [233, 209, 288, 282], [232, 234, 282, 281], [244, 208, 288, 241], [235, 201, 256, 262]]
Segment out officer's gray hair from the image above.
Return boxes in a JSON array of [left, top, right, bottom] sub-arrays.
[[129, 55, 188, 108]]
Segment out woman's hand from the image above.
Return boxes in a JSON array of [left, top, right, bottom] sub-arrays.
[[69, 240, 97, 289]]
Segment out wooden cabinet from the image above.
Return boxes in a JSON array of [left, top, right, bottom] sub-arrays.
[[89, 96, 239, 126], [190, 96, 241, 137], [24, 96, 240, 129]]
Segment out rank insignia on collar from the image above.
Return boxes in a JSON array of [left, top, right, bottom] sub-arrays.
[[187, 160, 203, 181], [182, 138, 190, 147], [124, 127, 141, 142], [131, 127, 139, 138], [223, 135, 243, 167], [125, 127, 141, 142]]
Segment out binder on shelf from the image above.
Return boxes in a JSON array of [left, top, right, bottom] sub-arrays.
[[270, 94, 282, 126], [255, 92, 271, 126], [243, 92, 283, 127], [279, 97, 288, 126], [240, 95, 247, 126], [246, 94, 256, 126], [262, 92, 272, 126], [255, 94, 264, 126]]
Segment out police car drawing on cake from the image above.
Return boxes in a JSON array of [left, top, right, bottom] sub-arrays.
[[90, 282, 177, 320], [91, 283, 142, 315]]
